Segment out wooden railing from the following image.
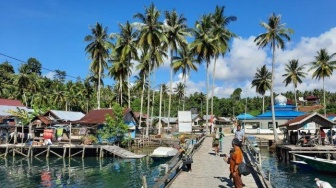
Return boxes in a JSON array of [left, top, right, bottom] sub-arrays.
[[245, 136, 272, 188], [151, 135, 206, 188]]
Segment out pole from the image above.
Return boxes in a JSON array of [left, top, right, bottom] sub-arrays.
[[69, 122, 72, 158], [158, 84, 163, 135]]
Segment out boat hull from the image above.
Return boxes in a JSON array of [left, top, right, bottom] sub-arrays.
[[295, 154, 336, 173]]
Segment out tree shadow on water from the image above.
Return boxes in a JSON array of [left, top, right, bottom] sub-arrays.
[[214, 176, 233, 188]]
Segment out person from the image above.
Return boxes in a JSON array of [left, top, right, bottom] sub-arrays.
[[314, 178, 333, 188], [218, 127, 225, 152], [320, 128, 326, 146], [235, 124, 245, 147], [332, 131, 336, 145], [229, 138, 244, 188], [213, 128, 219, 156]]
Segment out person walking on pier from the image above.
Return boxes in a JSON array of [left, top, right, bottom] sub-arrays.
[[218, 127, 224, 152], [314, 178, 333, 188], [229, 138, 244, 188], [234, 124, 245, 148]]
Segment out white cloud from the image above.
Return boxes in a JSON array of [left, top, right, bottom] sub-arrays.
[[44, 71, 56, 79], [209, 27, 336, 98]]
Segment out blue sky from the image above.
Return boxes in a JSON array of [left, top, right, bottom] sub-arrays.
[[1, 0, 336, 98]]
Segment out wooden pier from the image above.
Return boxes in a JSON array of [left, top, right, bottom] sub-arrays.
[[168, 136, 266, 188], [0, 144, 146, 159], [276, 144, 336, 163]]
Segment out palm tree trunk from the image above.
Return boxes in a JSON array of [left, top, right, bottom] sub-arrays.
[[294, 86, 298, 111], [323, 78, 326, 117], [128, 71, 131, 108], [206, 64, 209, 134], [271, 43, 278, 142], [139, 75, 146, 134], [158, 84, 163, 135], [168, 50, 173, 129], [120, 75, 123, 106], [262, 95, 265, 113], [146, 62, 152, 137], [98, 59, 101, 110], [211, 58, 217, 124], [183, 76, 186, 111]]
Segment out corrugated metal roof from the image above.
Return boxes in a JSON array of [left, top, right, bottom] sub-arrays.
[[49, 110, 85, 121], [0, 105, 29, 116]]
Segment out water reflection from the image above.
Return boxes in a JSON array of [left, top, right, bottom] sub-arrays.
[[0, 155, 163, 188]]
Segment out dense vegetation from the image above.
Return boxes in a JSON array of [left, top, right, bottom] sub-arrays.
[[1, 3, 336, 123]]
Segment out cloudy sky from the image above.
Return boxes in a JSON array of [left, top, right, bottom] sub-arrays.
[[1, 0, 336, 99]]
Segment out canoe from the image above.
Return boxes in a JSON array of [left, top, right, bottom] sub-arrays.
[[150, 147, 178, 161], [294, 154, 336, 173]]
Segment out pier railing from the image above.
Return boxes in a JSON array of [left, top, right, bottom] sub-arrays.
[[151, 135, 206, 188], [245, 137, 272, 188]]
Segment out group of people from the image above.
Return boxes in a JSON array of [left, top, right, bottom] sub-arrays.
[[214, 124, 245, 188]]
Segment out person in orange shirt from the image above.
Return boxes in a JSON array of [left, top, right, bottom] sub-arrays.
[[229, 138, 244, 188]]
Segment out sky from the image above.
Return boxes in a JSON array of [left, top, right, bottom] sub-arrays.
[[1, 0, 336, 99]]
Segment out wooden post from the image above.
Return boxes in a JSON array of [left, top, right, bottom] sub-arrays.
[[13, 147, 15, 157], [82, 146, 85, 158], [27, 146, 31, 158], [31, 147, 33, 158], [5, 146, 8, 157], [99, 146, 103, 158], [63, 147, 66, 158], [142, 175, 147, 188], [46, 146, 50, 158]]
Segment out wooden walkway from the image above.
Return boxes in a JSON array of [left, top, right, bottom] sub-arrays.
[[170, 135, 263, 188], [101, 145, 145, 159]]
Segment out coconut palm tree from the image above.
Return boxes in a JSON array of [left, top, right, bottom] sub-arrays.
[[309, 48, 336, 116], [282, 59, 307, 111], [111, 21, 139, 108], [254, 13, 293, 142], [190, 14, 219, 134], [163, 9, 190, 128], [14, 64, 33, 106], [84, 22, 113, 109], [251, 65, 271, 113], [211, 5, 237, 124], [172, 45, 198, 110], [174, 82, 185, 110], [134, 3, 167, 137]]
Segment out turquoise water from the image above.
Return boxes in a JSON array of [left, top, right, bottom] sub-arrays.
[[0, 155, 164, 188], [261, 149, 336, 188]]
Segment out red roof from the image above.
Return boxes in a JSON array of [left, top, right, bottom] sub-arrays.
[[74, 108, 133, 125], [0, 98, 25, 107]]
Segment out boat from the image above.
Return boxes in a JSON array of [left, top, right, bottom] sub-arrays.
[[290, 160, 315, 170], [294, 154, 336, 173], [150, 147, 178, 161]]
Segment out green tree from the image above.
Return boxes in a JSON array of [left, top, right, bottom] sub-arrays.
[[190, 14, 219, 134], [254, 13, 293, 142], [282, 59, 307, 111], [26, 58, 42, 75], [308, 48, 336, 116], [98, 103, 129, 144], [85, 22, 113, 109], [111, 21, 139, 108], [134, 3, 167, 136], [210, 5, 237, 124], [163, 9, 189, 127], [251, 65, 271, 113], [173, 45, 198, 110]]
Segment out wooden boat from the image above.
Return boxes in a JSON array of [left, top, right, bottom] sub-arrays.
[[294, 154, 336, 173], [150, 147, 178, 161]]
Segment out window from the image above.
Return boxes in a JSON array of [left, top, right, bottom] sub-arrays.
[[268, 122, 278, 129]]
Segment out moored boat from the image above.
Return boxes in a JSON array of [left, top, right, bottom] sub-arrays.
[[150, 147, 178, 161], [294, 154, 336, 173]]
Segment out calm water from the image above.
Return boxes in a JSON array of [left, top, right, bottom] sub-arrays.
[[0, 154, 165, 188], [261, 149, 336, 188]]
